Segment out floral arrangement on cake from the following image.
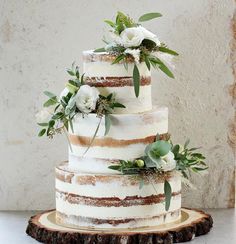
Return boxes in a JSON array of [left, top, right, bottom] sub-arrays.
[[109, 135, 208, 211], [95, 11, 178, 97], [36, 63, 125, 148]]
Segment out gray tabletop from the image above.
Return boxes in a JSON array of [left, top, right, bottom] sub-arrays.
[[0, 209, 235, 244]]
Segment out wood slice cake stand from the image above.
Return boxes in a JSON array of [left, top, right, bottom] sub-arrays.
[[26, 208, 213, 244]]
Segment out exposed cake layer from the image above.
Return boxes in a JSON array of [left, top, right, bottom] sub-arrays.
[[55, 162, 181, 229], [68, 107, 168, 161], [83, 50, 152, 113], [68, 133, 169, 174]]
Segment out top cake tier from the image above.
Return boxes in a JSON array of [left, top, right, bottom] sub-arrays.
[[83, 50, 152, 114]]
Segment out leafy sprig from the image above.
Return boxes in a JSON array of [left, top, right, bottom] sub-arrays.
[[95, 12, 179, 97], [38, 64, 125, 139], [171, 139, 208, 179], [108, 138, 208, 211]]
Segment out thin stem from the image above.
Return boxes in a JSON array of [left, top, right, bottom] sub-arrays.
[[63, 127, 73, 153], [82, 117, 102, 157]]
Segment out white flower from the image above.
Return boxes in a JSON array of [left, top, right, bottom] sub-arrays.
[[35, 107, 54, 124], [124, 48, 140, 63], [75, 85, 99, 113], [159, 151, 176, 171], [119, 27, 144, 48], [60, 87, 69, 99], [138, 26, 161, 46]]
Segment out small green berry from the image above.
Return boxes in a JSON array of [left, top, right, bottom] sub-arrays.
[[135, 159, 145, 168]]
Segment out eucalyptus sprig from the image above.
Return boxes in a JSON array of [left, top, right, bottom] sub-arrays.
[[171, 139, 208, 179], [95, 11, 179, 97]]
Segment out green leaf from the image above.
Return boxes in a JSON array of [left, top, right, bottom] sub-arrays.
[[151, 141, 171, 157], [51, 112, 64, 120], [164, 180, 172, 211], [48, 120, 55, 128], [157, 59, 174, 78], [145, 56, 151, 70], [38, 128, 46, 137], [108, 165, 121, 171], [80, 73, 85, 85], [106, 93, 113, 101], [66, 81, 79, 94], [112, 54, 125, 64], [138, 12, 162, 22], [44, 91, 57, 99], [67, 70, 75, 76], [133, 64, 140, 98], [94, 47, 106, 52], [105, 114, 111, 136], [172, 144, 180, 156], [113, 102, 126, 108], [104, 19, 116, 27], [159, 46, 179, 56], [37, 123, 48, 127], [43, 98, 57, 107], [184, 139, 190, 148]]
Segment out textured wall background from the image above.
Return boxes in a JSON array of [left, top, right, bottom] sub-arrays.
[[0, 0, 235, 210]]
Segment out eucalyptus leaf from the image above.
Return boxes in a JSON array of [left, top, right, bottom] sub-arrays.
[[105, 114, 111, 136], [108, 165, 121, 170], [43, 98, 57, 107], [104, 20, 116, 27], [156, 58, 174, 78], [145, 56, 151, 70], [112, 54, 125, 64], [150, 141, 171, 157], [37, 123, 48, 127], [164, 180, 172, 211], [138, 12, 162, 22], [94, 47, 106, 52], [113, 102, 126, 108], [67, 70, 75, 76], [38, 128, 46, 137], [159, 46, 179, 56], [133, 64, 140, 97], [44, 91, 57, 99]]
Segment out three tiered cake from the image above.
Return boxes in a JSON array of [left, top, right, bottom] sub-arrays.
[[33, 12, 209, 241], [55, 51, 182, 229]]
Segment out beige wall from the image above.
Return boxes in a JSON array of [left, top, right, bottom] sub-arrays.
[[0, 0, 235, 210]]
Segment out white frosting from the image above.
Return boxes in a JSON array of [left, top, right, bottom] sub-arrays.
[[56, 196, 181, 219], [95, 85, 152, 114], [70, 107, 168, 139], [83, 52, 151, 77], [55, 174, 181, 198], [68, 155, 120, 174], [55, 163, 181, 229], [70, 143, 151, 160], [68, 107, 168, 162]]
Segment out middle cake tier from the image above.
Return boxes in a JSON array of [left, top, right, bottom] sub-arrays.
[[68, 107, 168, 164]]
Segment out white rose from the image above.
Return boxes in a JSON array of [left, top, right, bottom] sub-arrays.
[[75, 85, 99, 113], [138, 26, 161, 46], [160, 151, 176, 171], [124, 48, 140, 63], [35, 107, 54, 124], [119, 27, 144, 48]]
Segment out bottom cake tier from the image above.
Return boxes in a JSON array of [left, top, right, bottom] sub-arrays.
[[55, 162, 181, 229]]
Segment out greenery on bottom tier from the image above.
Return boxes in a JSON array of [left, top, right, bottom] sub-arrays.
[[108, 137, 208, 211]]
